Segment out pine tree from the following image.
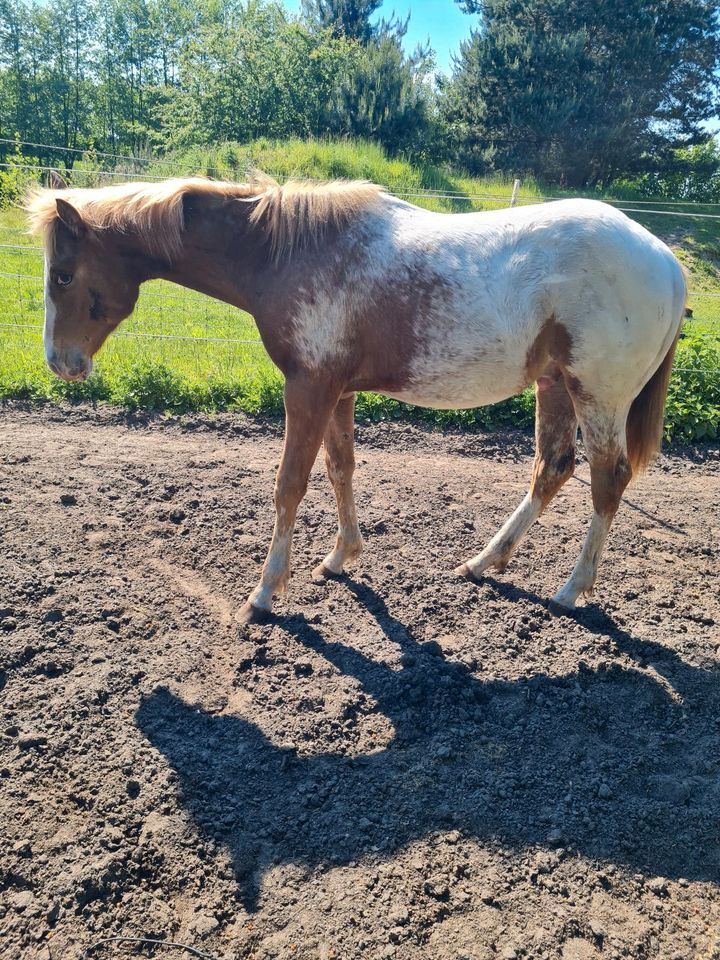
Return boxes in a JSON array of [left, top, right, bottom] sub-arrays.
[[301, 0, 437, 158], [446, 0, 720, 186], [301, 0, 383, 44]]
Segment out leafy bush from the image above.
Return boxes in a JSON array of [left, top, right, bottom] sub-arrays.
[[610, 141, 720, 204], [0, 139, 42, 207], [355, 391, 536, 431], [666, 339, 720, 440], [3, 351, 716, 441]]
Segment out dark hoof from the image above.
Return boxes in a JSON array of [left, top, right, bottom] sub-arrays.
[[547, 598, 575, 618], [311, 563, 343, 582], [455, 562, 482, 584], [236, 601, 270, 626]]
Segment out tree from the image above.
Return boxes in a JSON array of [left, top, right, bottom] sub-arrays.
[[445, 0, 720, 186], [301, 0, 439, 158], [616, 138, 720, 203], [301, 0, 382, 43], [0, 0, 100, 156], [166, 4, 362, 145], [0, 0, 437, 161], [0, 0, 34, 142], [326, 33, 437, 157]]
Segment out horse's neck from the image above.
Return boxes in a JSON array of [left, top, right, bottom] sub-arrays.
[[144, 200, 274, 317]]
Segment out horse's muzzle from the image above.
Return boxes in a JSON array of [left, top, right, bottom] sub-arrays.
[[47, 352, 92, 382]]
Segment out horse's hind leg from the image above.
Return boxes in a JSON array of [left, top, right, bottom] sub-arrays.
[[456, 374, 577, 581], [238, 378, 339, 624], [552, 411, 632, 609], [313, 393, 364, 579]]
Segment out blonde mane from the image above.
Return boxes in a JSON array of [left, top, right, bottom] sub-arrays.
[[25, 174, 383, 262]]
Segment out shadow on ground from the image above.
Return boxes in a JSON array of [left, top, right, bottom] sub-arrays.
[[136, 578, 720, 911]]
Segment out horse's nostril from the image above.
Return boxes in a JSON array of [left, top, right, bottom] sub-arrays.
[[46, 357, 90, 381]]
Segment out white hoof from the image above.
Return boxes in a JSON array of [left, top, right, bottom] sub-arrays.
[[456, 553, 506, 581], [551, 586, 578, 610]]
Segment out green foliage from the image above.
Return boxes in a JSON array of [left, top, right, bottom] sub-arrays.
[[0, 0, 437, 164], [446, 0, 720, 186], [2, 0, 717, 184], [146, 137, 543, 214], [164, 7, 353, 146], [301, 0, 383, 43], [0, 137, 40, 205], [161, 3, 437, 159], [326, 31, 437, 159], [298, 0, 438, 157], [666, 340, 720, 440], [612, 140, 720, 204], [4, 347, 716, 441], [355, 390, 536, 430]]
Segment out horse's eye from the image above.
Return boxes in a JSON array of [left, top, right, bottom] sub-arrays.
[[55, 272, 73, 286]]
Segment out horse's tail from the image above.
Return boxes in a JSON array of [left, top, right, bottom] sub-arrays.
[[625, 270, 686, 476]]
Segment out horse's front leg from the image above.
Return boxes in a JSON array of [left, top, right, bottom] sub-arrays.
[[238, 377, 339, 625]]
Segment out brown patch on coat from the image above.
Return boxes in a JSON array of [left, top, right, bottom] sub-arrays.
[[590, 451, 632, 516], [283, 247, 451, 395], [564, 373, 595, 407], [530, 377, 578, 509], [349, 269, 452, 394], [525, 316, 574, 385]]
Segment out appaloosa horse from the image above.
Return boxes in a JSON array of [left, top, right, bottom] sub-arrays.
[[26, 174, 685, 622]]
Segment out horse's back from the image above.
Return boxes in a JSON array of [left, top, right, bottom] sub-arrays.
[[281, 196, 684, 411], [361, 198, 683, 410]]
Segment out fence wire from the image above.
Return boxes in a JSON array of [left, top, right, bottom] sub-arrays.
[[5, 153, 720, 219], [1, 144, 718, 382], [3, 136, 720, 209]]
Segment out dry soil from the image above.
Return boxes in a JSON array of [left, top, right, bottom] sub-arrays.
[[1, 403, 719, 960]]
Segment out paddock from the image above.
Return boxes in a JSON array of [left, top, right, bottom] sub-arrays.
[[1, 404, 719, 959]]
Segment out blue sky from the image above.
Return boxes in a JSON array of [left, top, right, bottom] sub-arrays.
[[284, 1, 476, 74]]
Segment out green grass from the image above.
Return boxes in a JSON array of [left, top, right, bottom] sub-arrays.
[[1, 138, 718, 439], [144, 138, 548, 212]]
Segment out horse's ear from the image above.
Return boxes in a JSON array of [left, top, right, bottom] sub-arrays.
[[48, 169, 68, 190], [55, 198, 85, 238]]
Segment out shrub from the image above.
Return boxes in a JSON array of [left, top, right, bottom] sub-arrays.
[[0, 139, 42, 208], [666, 339, 720, 440]]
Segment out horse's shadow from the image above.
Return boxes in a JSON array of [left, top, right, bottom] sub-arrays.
[[136, 578, 720, 911]]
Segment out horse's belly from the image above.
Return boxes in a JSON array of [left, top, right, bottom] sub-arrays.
[[379, 358, 525, 410]]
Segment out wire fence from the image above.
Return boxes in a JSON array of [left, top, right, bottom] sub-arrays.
[[5, 159, 720, 220], [4, 135, 720, 208], [1, 140, 718, 382]]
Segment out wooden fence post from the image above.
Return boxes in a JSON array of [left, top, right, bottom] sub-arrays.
[[510, 178, 521, 207]]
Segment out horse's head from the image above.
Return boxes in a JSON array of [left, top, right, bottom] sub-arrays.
[[30, 195, 142, 382]]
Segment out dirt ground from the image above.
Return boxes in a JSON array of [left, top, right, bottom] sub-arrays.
[[1, 402, 719, 960]]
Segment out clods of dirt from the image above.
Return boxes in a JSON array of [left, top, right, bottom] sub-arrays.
[[0, 402, 718, 959]]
